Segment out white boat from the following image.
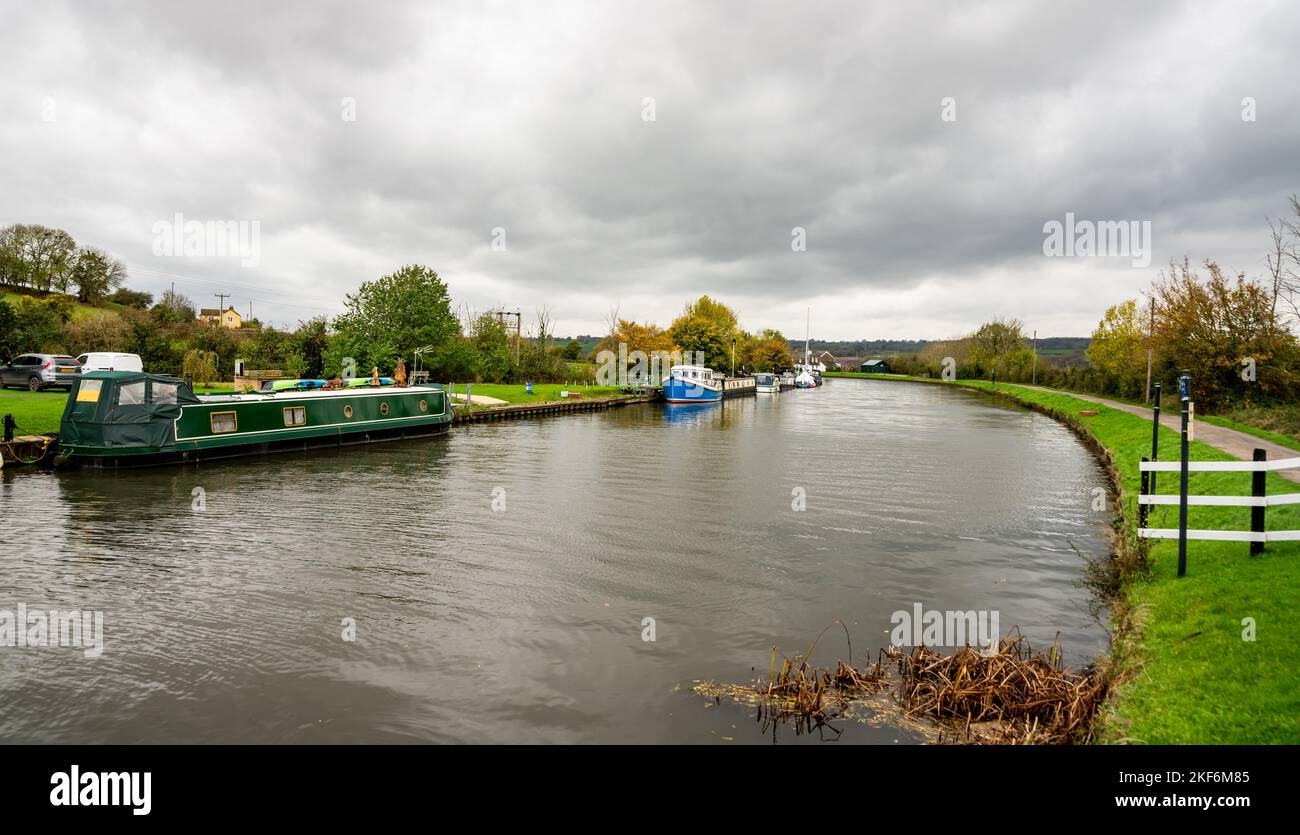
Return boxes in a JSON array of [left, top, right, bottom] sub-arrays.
[[793, 308, 825, 387], [754, 372, 780, 393]]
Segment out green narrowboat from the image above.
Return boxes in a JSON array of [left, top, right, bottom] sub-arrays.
[[55, 371, 451, 468]]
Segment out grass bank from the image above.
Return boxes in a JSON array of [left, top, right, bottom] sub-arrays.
[[830, 373, 1300, 743], [447, 382, 625, 409]]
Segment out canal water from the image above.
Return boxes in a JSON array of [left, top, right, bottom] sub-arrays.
[[0, 378, 1111, 743]]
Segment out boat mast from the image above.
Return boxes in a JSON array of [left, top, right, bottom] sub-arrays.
[[804, 307, 811, 366]]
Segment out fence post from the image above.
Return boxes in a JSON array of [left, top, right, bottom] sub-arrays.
[[1177, 370, 1190, 578], [1251, 448, 1266, 556], [1139, 458, 1150, 528], [1150, 382, 1161, 496]]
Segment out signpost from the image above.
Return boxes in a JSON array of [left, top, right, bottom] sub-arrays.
[[1177, 371, 1190, 578]]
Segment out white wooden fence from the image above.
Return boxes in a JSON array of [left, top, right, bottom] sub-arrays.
[[1138, 454, 1300, 543]]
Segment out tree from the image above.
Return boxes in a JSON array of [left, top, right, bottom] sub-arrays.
[[108, 287, 153, 309], [328, 264, 458, 376], [1150, 259, 1299, 408], [747, 329, 794, 372], [151, 288, 195, 324], [681, 295, 739, 338], [0, 299, 17, 357], [561, 339, 583, 360], [70, 247, 127, 304], [0, 224, 77, 291], [591, 319, 676, 360], [1086, 299, 1147, 398], [969, 319, 1029, 380], [470, 314, 514, 382], [63, 314, 132, 354], [1265, 194, 1300, 328], [669, 296, 744, 372], [6, 296, 74, 353], [286, 316, 331, 377], [183, 349, 219, 385], [668, 314, 728, 371], [123, 310, 182, 374]]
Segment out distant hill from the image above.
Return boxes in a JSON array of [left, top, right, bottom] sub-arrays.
[[789, 337, 1092, 367]]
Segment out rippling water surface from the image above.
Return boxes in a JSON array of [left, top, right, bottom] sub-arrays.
[[0, 378, 1111, 743]]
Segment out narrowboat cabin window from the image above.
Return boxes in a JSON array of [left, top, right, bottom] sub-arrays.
[[152, 382, 178, 404], [379, 402, 389, 415], [210, 411, 238, 433], [116, 381, 147, 405], [419, 399, 428, 412], [283, 406, 306, 427], [343, 404, 353, 418]]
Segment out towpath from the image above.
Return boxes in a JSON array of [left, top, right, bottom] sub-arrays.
[[1016, 385, 1300, 485]]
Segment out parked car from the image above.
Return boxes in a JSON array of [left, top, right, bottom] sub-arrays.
[[76, 352, 144, 373], [0, 354, 82, 391]]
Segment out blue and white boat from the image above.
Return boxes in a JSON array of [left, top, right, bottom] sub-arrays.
[[755, 372, 780, 393], [662, 364, 723, 403]]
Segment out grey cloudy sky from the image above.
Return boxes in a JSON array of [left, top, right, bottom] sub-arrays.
[[2, 0, 1297, 339]]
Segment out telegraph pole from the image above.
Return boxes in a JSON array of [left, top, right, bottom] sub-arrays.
[[1145, 297, 1154, 403], [215, 292, 230, 312], [1032, 330, 1037, 385], [490, 309, 522, 362]]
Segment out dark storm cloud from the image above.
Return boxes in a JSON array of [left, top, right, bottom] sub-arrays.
[[1, 0, 1297, 337]]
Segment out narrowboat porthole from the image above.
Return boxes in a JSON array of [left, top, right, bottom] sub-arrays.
[[419, 399, 427, 412], [379, 402, 389, 415], [343, 404, 353, 419]]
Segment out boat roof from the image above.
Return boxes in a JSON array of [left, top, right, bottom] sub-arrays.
[[198, 384, 443, 403], [669, 364, 713, 372]]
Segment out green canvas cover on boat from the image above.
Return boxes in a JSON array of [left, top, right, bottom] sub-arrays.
[[60, 371, 201, 449]]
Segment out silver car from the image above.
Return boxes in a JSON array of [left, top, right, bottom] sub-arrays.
[[0, 353, 82, 391]]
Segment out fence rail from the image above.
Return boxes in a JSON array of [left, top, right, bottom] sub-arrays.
[[1141, 457, 1300, 472], [1137, 446, 1298, 569]]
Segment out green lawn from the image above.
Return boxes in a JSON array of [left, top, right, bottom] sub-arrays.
[[446, 382, 626, 408], [840, 375, 1300, 743], [0, 387, 70, 435]]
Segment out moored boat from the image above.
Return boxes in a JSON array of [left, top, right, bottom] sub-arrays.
[[55, 371, 451, 468], [754, 372, 780, 393], [661, 364, 723, 403]]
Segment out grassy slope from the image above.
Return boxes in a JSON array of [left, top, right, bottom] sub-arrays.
[[2, 290, 127, 323], [834, 374, 1299, 743]]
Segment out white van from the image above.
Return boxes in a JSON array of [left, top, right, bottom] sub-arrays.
[[76, 352, 144, 373]]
